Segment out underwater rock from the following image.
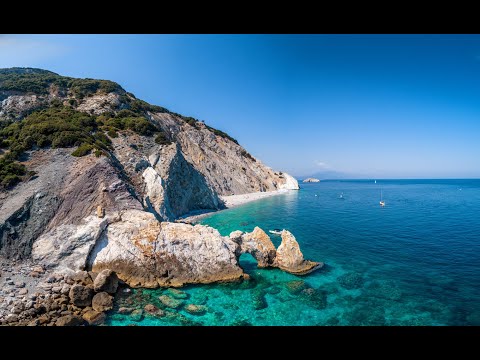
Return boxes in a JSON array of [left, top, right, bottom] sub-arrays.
[[130, 309, 144, 322], [265, 285, 282, 295], [144, 304, 165, 317], [231, 318, 253, 326], [343, 304, 386, 326], [118, 307, 134, 314], [252, 289, 268, 310], [286, 280, 307, 294], [159, 295, 184, 309], [185, 304, 207, 315], [367, 280, 402, 301], [338, 272, 364, 290], [167, 288, 189, 299], [299, 287, 327, 310]]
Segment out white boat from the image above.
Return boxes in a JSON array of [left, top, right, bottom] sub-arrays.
[[339, 192, 345, 199], [269, 229, 283, 235], [380, 189, 385, 207]]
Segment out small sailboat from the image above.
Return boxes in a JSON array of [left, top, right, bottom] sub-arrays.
[[375, 180, 377, 184], [379, 189, 385, 207]]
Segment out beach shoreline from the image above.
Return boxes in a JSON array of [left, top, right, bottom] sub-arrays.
[[178, 189, 290, 224]]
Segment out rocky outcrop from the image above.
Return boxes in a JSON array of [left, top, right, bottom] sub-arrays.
[[276, 230, 323, 275], [278, 173, 300, 190], [232, 227, 277, 267], [88, 210, 245, 288], [92, 292, 113, 312], [28, 206, 320, 288], [93, 269, 118, 294], [69, 284, 93, 307], [231, 227, 321, 275], [142, 143, 221, 221]]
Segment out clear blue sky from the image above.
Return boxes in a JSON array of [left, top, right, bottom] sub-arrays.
[[1, 34, 479, 178]]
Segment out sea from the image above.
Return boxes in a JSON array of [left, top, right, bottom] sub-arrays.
[[107, 179, 480, 326]]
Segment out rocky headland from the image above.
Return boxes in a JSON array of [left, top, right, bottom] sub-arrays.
[[0, 68, 320, 326]]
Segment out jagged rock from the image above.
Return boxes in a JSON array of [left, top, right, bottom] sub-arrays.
[[276, 230, 323, 275], [82, 310, 106, 325], [93, 269, 118, 294], [69, 285, 93, 307], [92, 292, 113, 312], [56, 315, 83, 326], [236, 227, 277, 267]]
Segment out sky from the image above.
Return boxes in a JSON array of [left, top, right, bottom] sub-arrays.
[[1, 34, 479, 178]]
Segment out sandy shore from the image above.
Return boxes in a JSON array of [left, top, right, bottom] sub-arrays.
[[179, 189, 289, 224]]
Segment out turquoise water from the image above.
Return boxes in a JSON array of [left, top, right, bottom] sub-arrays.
[[107, 179, 480, 326]]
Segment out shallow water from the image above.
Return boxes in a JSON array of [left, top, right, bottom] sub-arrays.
[[107, 179, 480, 326]]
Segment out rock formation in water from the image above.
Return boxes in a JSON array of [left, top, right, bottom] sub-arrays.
[[30, 208, 320, 287]]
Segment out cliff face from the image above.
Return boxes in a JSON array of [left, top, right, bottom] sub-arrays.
[[0, 67, 299, 272]]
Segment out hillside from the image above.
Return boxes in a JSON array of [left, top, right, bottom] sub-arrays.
[[0, 67, 298, 259]]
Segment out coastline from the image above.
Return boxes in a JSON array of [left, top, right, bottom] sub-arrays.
[[179, 189, 290, 224]]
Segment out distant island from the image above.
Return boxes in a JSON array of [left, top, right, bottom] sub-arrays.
[[302, 178, 320, 183]]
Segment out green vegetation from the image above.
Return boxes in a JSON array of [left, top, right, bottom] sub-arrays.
[[97, 110, 159, 136], [0, 104, 168, 189], [71, 143, 94, 157], [174, 113, 239, 145], [0, 157, 26, 188], [240, 149, 256, 162], [155, 132, 172, 145], [205, 125, 239, 144], [0, 68, 122, 97]]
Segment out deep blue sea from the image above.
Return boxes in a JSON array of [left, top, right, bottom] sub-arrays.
[[107, 179, 480, 326]]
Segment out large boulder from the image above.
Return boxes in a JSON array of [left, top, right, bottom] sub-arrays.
[[82, 310, 106, 326], [69, 284, 93, 307], [276, 230, 323, 275], [92, 292, 113, 312], [93, 269, 118, 294], [56, 315, 84, 326], [89, 210, 244, 288]]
